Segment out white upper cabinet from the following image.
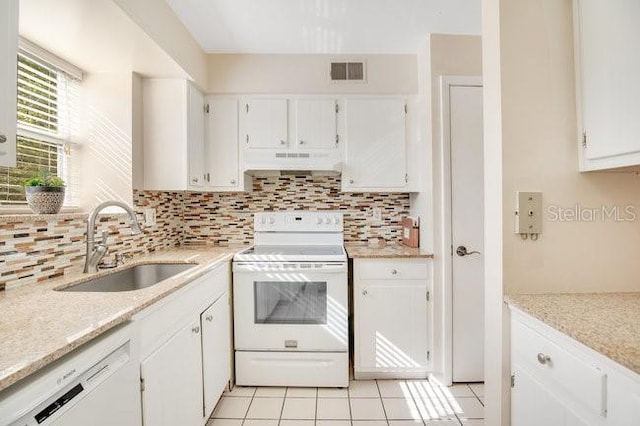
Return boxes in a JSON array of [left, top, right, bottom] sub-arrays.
[[205, 97, 251, 191], [342, 98, 407, 191], [575, 0, 640, 170], [0, 0, 18, 168], [295, 99, 338, 150], [142, 79, 206, 191], [242, 98, 289, 149], [187, 84, 207, 188]]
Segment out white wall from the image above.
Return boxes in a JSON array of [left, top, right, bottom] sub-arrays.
[[207, 54, 418, 94], [78, 73, 136, 210], [114, 0, 208, 89], [482, 0, 507, 423], [20, 0, 187, 79], [484, 0, 640, 423], [501, 0, 640, 295]]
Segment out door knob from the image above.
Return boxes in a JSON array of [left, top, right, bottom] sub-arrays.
[[456, 246, 481, 256]]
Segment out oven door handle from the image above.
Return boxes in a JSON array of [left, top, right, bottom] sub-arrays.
[[233, 263, 347, 273]]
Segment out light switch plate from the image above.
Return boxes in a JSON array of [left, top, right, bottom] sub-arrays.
[[515, 191, 542, 234]]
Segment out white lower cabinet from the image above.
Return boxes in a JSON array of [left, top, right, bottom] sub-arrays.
[[201, 295, 231, 416], [510, 306, 640, 426], [135, 261, 232, 426], [354, 258, 430, 379], [511, 363, 588, 426], [141, 319, 204, 426]]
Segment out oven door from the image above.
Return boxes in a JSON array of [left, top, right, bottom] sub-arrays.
[[233, 262, 348, 352]]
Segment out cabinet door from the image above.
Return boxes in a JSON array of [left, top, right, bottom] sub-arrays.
[[206, 98, 239, 188], [343, 98, 406, 190], [511, 366, 589, 426], [356, 280, 428, 371], [242, 98, 288, 149], [142, 79, 189, 190], [141, 318, 203, 426], [295, 99, 337, 150], [201, 293, 231, 417], [0, 0, 18, 167], [577, 0, 640, 168], [187, 84, 206, 187]]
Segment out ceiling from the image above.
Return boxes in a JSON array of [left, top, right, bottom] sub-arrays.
[[164, 0, 481, 54]]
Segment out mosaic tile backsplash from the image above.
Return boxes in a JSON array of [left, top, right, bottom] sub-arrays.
[[182, 175, 411, 245], [0, 191, 183, 291], [0, 175, 410, 290]]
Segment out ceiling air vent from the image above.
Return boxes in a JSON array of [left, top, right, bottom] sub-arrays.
[[330, 61, 365, 82]]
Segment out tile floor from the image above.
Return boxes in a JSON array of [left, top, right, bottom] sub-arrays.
[[207, 380, 484, 426]]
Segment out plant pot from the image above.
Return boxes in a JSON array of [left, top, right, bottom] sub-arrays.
[[24, 186, 65, 214]]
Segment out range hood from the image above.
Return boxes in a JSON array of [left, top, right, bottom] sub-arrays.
[[242, 150, 343, 175]]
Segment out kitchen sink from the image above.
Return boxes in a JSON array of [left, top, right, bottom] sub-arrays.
[[58, 263, 197, 292]]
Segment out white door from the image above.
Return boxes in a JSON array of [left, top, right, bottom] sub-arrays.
[[356, 281, 428, 372], [449, 84, 484, 382], [187, 84, 206, 187], [141, 319, 203, 426], [295, 99, 337, 150], [242, 98, 288, 149], [206, 97, 239, 188], [201, 294, 231, 417], [343, 98, 406, 190]]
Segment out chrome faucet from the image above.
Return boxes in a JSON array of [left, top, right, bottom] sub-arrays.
[[84, 201, 142, 273]]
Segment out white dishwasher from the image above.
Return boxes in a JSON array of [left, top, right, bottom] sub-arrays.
[[0, 323, 141, 426]]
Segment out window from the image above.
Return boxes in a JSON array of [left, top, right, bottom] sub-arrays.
[[0, 41, 81, 207]]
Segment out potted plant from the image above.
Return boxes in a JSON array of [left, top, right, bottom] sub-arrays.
[[23, 171, 66, 214]]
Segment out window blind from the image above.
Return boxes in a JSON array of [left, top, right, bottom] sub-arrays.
[[0, 48, 80, 206]]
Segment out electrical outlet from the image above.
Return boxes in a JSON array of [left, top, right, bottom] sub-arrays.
[[144, 208, 156, 227], [372, 208, 382, 223]]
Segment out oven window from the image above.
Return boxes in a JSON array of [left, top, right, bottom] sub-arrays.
[[254, 281, 327, 325]]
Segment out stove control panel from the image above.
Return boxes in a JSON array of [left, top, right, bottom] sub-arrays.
[[254, 212, 343, 232]]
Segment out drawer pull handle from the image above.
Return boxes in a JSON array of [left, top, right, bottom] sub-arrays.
[[192, 326, 200, 334], [205, 315, 213, 322], [537, 353, 551, 365], [391, 269, 398, 275], [362, 290, 368, 296]]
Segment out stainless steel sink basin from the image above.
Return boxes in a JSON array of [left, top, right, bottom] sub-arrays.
[[58, 263, 197, 292]]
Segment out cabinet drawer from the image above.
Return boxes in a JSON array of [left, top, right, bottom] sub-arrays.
[[512, 318, 606, 418], [357, 259, 428, 280]]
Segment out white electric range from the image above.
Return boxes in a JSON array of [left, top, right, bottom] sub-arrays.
[[232, 211, 348, 387]]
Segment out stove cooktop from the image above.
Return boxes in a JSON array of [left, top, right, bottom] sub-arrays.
[[233, 245, 347, 262]]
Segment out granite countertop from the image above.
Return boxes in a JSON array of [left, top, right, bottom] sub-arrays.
[[345, 242, 434, 259], [506, 293, 640, 376], [0, 246, 245, 392]]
